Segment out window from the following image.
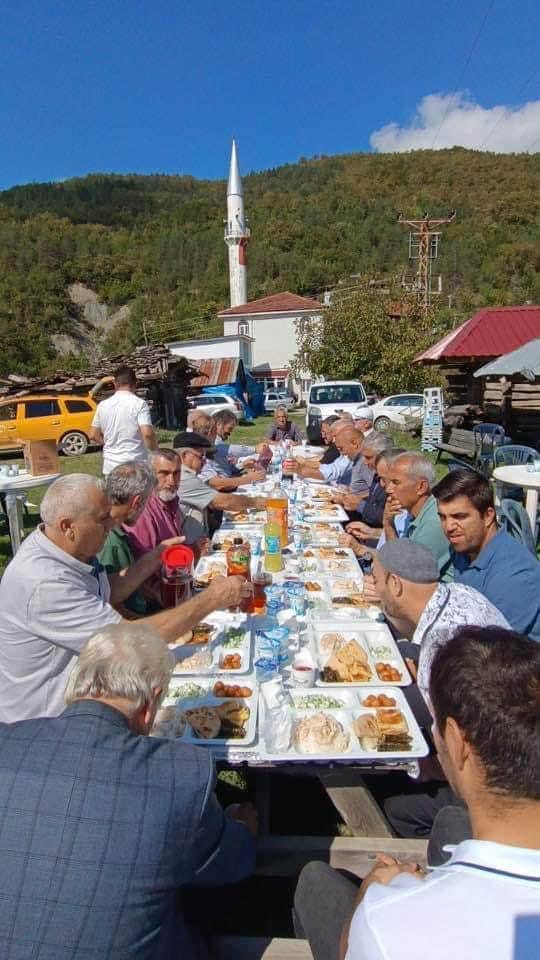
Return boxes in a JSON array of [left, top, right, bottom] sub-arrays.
[[24, 400, 61, 418], [310, 384, 365, 404], [0, 403, 17, 422], [238, 321, 249, 336], [64, 400, 92, 413]]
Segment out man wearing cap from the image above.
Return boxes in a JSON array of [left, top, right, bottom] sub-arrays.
[[353, 406, 376, 438], [173, 431, 267, 542], [371, 540, 509, 706]]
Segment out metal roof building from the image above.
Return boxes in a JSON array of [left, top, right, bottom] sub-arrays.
[[415, 305, 540, 363]]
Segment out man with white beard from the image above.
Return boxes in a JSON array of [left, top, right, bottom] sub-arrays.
[[125, 449, 191, 557]]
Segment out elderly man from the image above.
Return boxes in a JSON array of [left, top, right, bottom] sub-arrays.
[[89, 365, 157, 474], [319, 414, 342, 464], [296, 417, 358, 485], [99, 461, 164, 615], [353, 406, 376, 439], [381, 451, 451, 578], [333, 432, 392, 519], [174, 430, 267, 542], [295, 626, 540, 960], [434, 468, 540, 640], [124, 447, 189, 556], [266, 404, 304, 443], [213, 409, 271, 470], [192, 411, 267, 491], [0, 474, 249, 723], [0, 622, 256, 958]]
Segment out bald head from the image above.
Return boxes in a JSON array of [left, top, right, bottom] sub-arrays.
[[334, 425, 364, 459], [40, 474, 113, 562]]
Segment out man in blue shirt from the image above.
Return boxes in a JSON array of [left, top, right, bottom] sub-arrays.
[[434, 469, 540, 641]]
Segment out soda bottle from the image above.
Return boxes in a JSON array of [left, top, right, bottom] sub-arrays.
[[226, 536, 253, 613], [264, 519, 283, 573], [266, 483, 288, 548]]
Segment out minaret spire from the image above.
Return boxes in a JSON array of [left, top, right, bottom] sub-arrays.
[[224, 139, 250, 307]]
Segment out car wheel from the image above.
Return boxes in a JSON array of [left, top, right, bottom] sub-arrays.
[[374, 416, 391, 432], [61, 431, 89, 456]]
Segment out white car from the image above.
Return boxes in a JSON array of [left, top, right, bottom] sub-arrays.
[[371, 394, 424, 432], [187, 393, 244, 419], [305, 380, 367, 442]]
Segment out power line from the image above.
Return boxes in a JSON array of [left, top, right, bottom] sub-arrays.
[[430, 0, 497, 149]]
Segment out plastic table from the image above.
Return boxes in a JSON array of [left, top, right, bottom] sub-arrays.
[[0, 470, 60, 553], [492, 465, 540, 531]]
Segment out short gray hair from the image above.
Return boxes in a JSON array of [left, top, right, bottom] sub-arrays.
[[65, 623, 174, 713], [391, 451, 436, 489], [213, 409, 237, 427], [149, 447, 179, 466], [362, 433, 392, 456], [188, 410, 212, 432], [274, 404, 288, 415], [105, 462, 155, 504], [40, 474, 104, 525]]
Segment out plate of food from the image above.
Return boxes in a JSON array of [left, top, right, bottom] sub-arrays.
[[210, 527, 264, 551], [295, 522, 345, 546], [172, 620, 253, 675], [154, 693, 258, 747], [222, 509, 267, 525], [310, 620, 410, 686], [303, 503, 348, 523], [303, 546, 360, 576], [194, 556, 227, 588], [261, 686, 427, 761]]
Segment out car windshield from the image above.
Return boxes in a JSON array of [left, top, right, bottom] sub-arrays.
[[310, 385, 365, 404]]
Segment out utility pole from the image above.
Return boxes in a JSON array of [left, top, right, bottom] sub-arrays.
[[398, 211, 456, 311]]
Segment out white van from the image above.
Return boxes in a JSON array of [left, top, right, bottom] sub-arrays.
[[305, 380, 367, 442]]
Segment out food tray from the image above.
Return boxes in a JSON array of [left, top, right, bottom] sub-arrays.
[[222, 509, 267, 526], [309, 619, 411, 687], [302, 502, 348, 523], [164, 672, 257, 706], [211, 526, 265, 550], [172, 617, 253, 676], [158, 692, 258, 747], [294, 522, 345, 545], [303, 577, 375, 619], [261, 686, 428, 762], [302, 546, 360, 576], [193, 554, 228, 587]]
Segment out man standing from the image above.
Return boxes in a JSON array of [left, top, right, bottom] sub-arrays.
[[90, 366, 157, 475], [173, 431, 267, 542], [0, 622, 256, 959], [434, 468, 540, 639], [266, 404, 304, 443]]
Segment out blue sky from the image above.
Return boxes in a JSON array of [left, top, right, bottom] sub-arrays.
[[0, 0, 538, 189]]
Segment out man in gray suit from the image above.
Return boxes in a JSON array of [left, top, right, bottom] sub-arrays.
[[0, 622, 257, 959]]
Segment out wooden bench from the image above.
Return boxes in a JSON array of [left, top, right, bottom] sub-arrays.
[[256, 834, 428, 877], [436, 427, 478, 462]]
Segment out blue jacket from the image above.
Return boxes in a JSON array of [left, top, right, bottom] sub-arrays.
[[0, 700, 256, 959]]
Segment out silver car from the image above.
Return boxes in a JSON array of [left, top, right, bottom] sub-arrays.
[[264, 390, 295, 413]]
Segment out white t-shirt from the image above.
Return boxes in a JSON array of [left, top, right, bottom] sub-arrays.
[[347, 839, 540, 960], [92, 390, 153, 474]]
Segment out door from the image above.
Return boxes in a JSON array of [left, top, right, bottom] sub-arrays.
[[0, 402, 20, 448], [22, 399, 62, 442]]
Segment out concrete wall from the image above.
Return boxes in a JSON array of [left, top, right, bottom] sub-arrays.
[[167, 336, 252, 365]]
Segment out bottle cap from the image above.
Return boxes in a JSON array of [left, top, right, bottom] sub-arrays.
[[161, 545, 195, 569], [233, 536, 244, 545]]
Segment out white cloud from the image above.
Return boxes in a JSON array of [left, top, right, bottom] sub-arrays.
[[370, 92, 540, 153]]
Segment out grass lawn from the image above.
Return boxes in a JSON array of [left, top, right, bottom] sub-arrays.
[[0, 411, 444, 574]]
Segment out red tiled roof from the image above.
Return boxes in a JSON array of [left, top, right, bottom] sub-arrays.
[[189, 358, 242, 387], [218, 292, 323, 317], [415, 305, 540, 363]]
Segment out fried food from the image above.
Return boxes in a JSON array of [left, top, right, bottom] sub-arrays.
[[376, 708, 408, 735], [293, 712, 350, 755], [353, 714, 379, 751], [322, 639, 372, 683], [186, 623, 214, 645], [319, 632, 345, 655], [332, 593, 368, 608], [221, 653, 242, 670], [376, 662, 402, 682], [353, 711, 412, 752], [305, 581, 322, 592], [213, 681, 252, 698], [362, 694, 396, 708], [183, 707, 221, 739]]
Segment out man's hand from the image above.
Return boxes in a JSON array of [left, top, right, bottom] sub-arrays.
[[206, 575, 253, 610], [195, 536, 210, 557], [148, 536, 187, 571], [357, 854, 424, 901], [226, 801, 258, 837], [361, 573, 380, 603], [341, 493, 362, 512], [256, 442, 272, 457], [346, 521, 372, 541], [243, 468, 266, 484], [339, 532, 370, 557], [253, 496, 269, 510], [384, 494, 403, 520]]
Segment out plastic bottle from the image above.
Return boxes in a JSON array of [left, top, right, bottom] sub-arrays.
[[266, 483, 288, 547], [264, 518, 283, 573], [226, 536, 253, 613]]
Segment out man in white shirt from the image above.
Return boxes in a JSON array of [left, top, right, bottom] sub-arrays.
[[90, 366, 157, 474], [294, 625, 540, 960]]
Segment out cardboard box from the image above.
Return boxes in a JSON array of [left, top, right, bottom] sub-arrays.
[[23, 440, 60, 477]]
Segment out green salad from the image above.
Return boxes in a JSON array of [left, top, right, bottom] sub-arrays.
[[170, 682, 206, 700], [222, 627, 246, 648], [293, 694, 345, 709]]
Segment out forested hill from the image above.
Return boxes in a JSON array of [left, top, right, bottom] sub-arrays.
[[0, 147, 538, 376]]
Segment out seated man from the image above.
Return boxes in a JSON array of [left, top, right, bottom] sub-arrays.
[[0, 473, 249, 722], [330, 426, 374, 502], [378, 451, 451, 580], [266, 404, 304, 443], [345, 446, 407, 552], [173, 430, 267, 542], [295, 625, 540, 960], [99, 461, 164, 615], [0, 622, 256, 958], [434, 468, 540, 640], [319, 414, 342, 464], [193, 410, 266, 491], [212, 409, 272, 473], [124, 448, 191, 558], [352, 406, 376, 440], [333, 433, 392, 520], [371, 540, 509, 705], [296, 416, 353, 483]]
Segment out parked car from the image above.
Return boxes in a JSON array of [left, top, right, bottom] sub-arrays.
[[187, 393, 244, 419], [305, 380, 367, 442], [264, 390, 295, 413], [0, 394, 98, 456], [370, 394, 424, 432]]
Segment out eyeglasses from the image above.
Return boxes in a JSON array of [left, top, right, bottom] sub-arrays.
[[189, 449, 206, 461]]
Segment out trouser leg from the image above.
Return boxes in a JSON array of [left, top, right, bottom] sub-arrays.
[[294, 862, 359, 960], [384, 783, 456, 838], [428, 804, 472, 866]]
